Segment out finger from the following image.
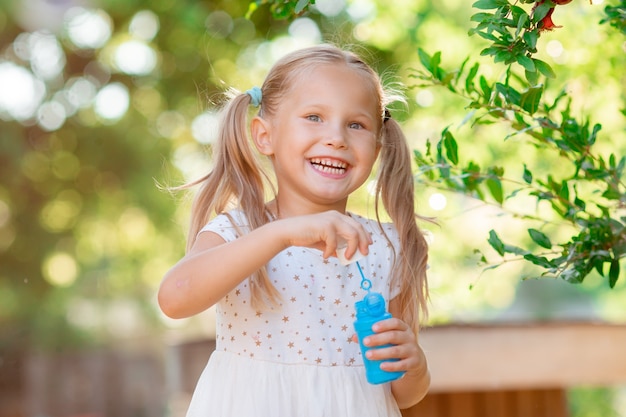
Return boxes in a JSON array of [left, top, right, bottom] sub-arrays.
[[380, 357, 416, 373], [364, 343, 409, 362], [371, 317, 409, 334], [339, 220, 370, 260], [322, 232, 338, 259], [363, 330, 408, 349]]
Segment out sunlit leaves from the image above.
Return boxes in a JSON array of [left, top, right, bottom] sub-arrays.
[[412, 43, 625, 289], [414, 127, 506, 205], [469, 0, 560, 83], [247, 0, 316, 19]]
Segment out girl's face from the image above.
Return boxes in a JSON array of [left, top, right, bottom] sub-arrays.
[[252, 64, 381, 214]]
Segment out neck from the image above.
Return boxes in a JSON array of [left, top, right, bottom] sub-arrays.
[[267, 196, 348, 219]]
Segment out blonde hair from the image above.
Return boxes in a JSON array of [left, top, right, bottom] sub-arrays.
[[184, 44, 429, 330]]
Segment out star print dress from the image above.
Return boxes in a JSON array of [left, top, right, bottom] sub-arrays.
[[185, 211, 403, 417]]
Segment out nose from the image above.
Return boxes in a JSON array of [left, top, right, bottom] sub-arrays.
[[323, 123, 348, 149]]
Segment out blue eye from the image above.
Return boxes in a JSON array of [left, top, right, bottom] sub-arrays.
[[306, 115, 321, 122], [349, 122, 364, 129]]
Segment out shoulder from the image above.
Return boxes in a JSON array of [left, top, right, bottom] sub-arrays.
[[200, 210, 250, 241]]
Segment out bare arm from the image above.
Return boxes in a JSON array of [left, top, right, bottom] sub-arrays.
[[158, 220, 288, 319], [158, 211, 372, 319]]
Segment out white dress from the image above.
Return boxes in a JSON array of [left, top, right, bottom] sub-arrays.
[[186, 211, 403, 417]]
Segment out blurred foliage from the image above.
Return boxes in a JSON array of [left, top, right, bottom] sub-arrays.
[[600, 0, 626, 33], [569, 386, 624, 417], [0, 0, 624, 364]]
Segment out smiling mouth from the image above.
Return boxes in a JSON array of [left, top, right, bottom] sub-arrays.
[[309, 158, 348, 175]]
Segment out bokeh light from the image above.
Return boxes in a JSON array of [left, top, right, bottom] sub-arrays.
[[191, 111, 220, 144], [114, 40, 158, 75], [0, 61, 46, 120], [347, 0, 376, 22], [42, 252, 79, 287], [94, 82, 130, 121], [428, 193, 447, 211], [129, 10, 160, 41], [416, 90, 435, 107], [288, 18, 322, 43], [315, 0, 346, 17], [65, 7, 112, 49], [65, 76, 99, 109], [37, 100, 66, 131]]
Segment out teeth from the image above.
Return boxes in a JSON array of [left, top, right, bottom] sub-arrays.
[[310, 158, 347, 169], [317, 165, 345, 174], [310, 158, 347, 175]]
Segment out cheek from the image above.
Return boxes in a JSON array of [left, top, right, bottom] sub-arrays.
[[358, 137, 380, 162], [354, 147, 379, 174]]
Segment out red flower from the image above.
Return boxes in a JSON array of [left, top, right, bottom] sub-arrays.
[[539, 6, 560, 31], [533, 0, 572, 32]]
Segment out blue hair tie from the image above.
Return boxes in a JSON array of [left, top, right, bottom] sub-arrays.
[[246, 86, 262, 107]]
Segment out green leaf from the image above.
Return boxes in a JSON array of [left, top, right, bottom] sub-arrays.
[[514, 10, 529, 37], [559, 180, 570, 201], [472, 0, 505, 10], [295, 0, 311, 13], [523, 164, 533, 184], [418, 48, 433, 72], [523, 253, 555, 268], [534, 59, 556, 78], [573, 196, 586, 210], [528, 228, 552, 249], [609, 259, 620, 288], [494, 50, 513, 64], [471, 12, 495, 22], [520, 84, 543, 114], [525, 69, 539, 85], [495, 82, 521, 106], [486, 177, 503, 204], [504, 244, 529, 256], [475, 30, 501, 42], [488, 229, 505, 256], [443, 129, 459, 165], [431, 51, 442, 75], [479, 76, 492, 100], [523, 30, 538, 50], [465, 63, 480, 93], [517, 55, 536, 72], [532, 1, 553, 23]]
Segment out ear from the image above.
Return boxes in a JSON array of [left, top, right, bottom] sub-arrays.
[[251, 116, 274, 156]]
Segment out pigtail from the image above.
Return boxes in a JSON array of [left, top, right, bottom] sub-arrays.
[[185, 92, 281, 308], [375, 118, 429, 330]]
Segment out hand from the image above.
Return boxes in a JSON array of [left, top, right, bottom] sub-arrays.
[[277, 210, 372, 261], [352, 317, 426, 375]]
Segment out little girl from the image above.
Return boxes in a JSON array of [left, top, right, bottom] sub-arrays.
[[158, 44, 430, 416]]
